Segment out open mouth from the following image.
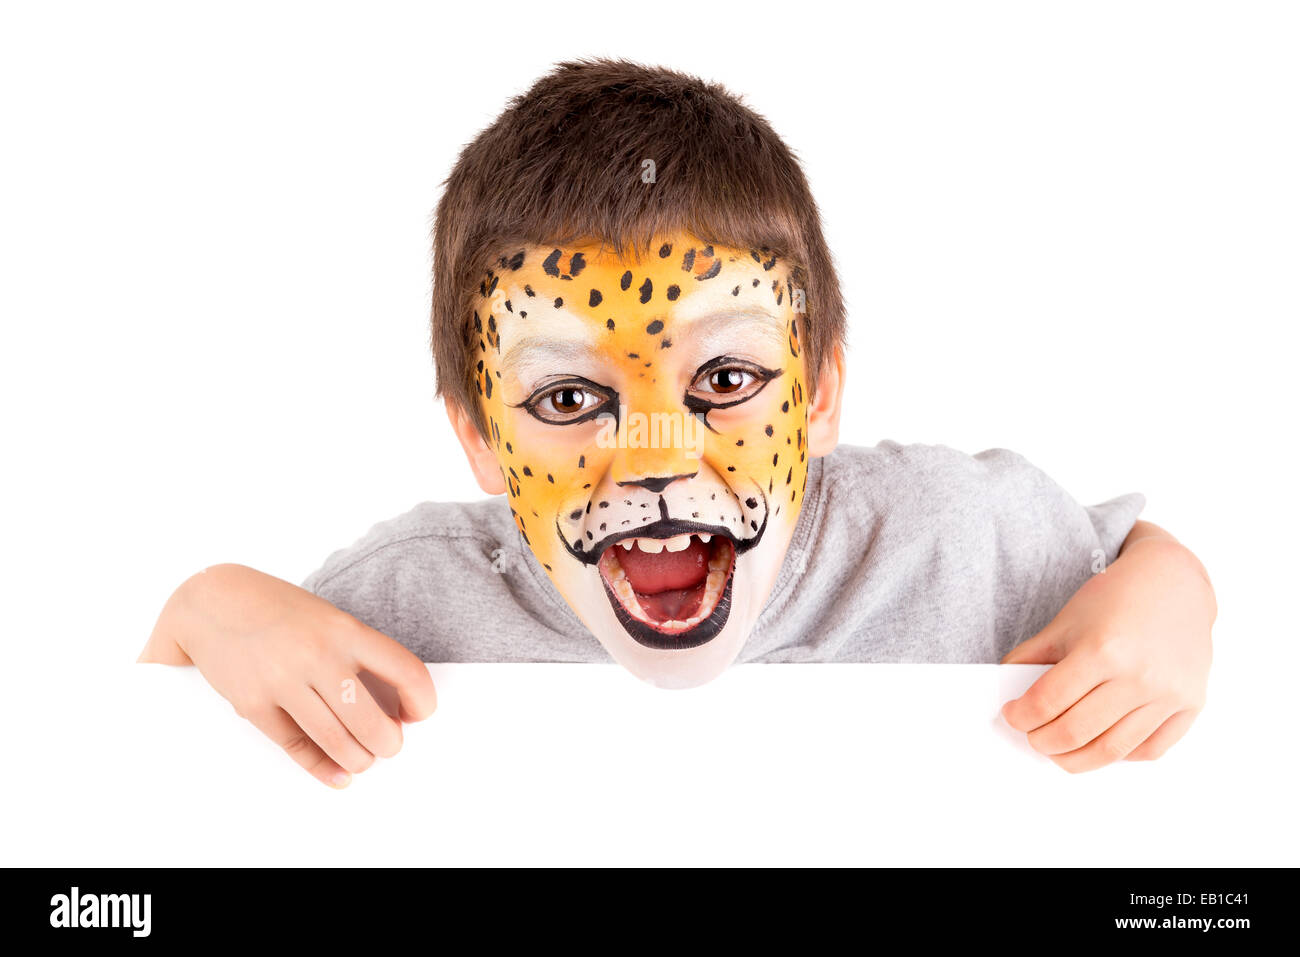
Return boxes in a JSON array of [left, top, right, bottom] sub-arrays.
[[597, 530, 736, 650]]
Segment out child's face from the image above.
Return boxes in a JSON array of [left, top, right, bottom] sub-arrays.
[[469, 235, 813, 687]]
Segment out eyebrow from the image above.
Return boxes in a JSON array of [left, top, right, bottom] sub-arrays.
[[499, 309, 786, 387], [679, 310, 787, 357], [500, 337, 598, 387]]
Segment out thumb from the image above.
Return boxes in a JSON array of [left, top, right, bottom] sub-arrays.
[[1000, 619, 1068, 665]]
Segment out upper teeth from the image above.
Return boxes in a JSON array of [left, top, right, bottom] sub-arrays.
[[618, 533, 713, 553]]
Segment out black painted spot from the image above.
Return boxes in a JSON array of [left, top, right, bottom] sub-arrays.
[[682, 249, 696, 272], [782, 401, 789, 413], [745, 497, 758, 509], [524, 284, 535, 297], [620, 270, 632, 291], [569, 252, 586, 275], [732, 286, 740, 296], [646, 320, 664, 335], [658, 242, 672, 258], [484, 375, 492, 399], [765, 424, 774, 437], [542, 249, 562, 276], [522, 466, 532, 477], [696, 259, 721, 281], [569, 509, 582, 521], [578, 455, 585, 468], [554, 298, 563, 308], [606, 318, 615, 330], [589, 289, 602, 308], [638, 278, 653, 304], [660, 338, 672, 349], [666, 285, 680, 301]]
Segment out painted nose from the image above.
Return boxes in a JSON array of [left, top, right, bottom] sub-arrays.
[[616, 472, 697, 493]]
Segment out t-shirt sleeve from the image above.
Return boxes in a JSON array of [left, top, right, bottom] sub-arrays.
[[291, 500, 606, 663], [971, 448, 1145, 657]]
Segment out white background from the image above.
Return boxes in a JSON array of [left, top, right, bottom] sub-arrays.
[[1, 1, 1296, 865]]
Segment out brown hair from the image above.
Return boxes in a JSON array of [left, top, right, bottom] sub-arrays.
[[431, 58, 845, 436]]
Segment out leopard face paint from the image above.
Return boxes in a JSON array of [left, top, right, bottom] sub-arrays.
[[474, 235, 810, 688]]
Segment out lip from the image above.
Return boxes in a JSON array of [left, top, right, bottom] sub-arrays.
[[597, 534, 736, 650]]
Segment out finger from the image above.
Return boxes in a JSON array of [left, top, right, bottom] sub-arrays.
[[1027, 679, 1142, 756], [1001, 618, 1068, 665], [350, 623, 438, 722], [1049, 701, 1174, 774], [245, 706, 353, 789], [1001, 645, 1110, 732], [1127, 708, 1200, 761], [283, 687, 376, 775], [314, 671, 404, 759]]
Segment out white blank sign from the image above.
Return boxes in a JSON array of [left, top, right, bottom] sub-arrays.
[[7, 661, 1289, 867]]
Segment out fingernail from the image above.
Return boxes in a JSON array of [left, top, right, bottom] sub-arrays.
[[329, 771, 352, 789]]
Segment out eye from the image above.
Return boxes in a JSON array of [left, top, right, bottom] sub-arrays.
[[522, 380, 614, 424], [544, 386, 591, 414], [685, 358, 781, 411], [703, 368, 753, 394]]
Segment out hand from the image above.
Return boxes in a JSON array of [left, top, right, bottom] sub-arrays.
[[140, 564, 437, 788], [999, 524, 1214, 773]]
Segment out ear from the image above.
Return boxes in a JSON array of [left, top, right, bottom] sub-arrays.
[[446, 398, 507, 495], [805, 345, 846, 458]]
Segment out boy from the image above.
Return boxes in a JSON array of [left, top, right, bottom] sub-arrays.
[[140, 59, 1215, 788]]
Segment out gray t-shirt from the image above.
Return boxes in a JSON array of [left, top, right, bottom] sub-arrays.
[[301, 441, 1144, 663]]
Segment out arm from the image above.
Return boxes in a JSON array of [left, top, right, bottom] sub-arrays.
[[999, 521, 1215, 772], [141, 564, 438, 788]]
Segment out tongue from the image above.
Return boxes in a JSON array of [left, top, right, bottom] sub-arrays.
[[638, 585, 703, 621], [617, 538, 709, 594]]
